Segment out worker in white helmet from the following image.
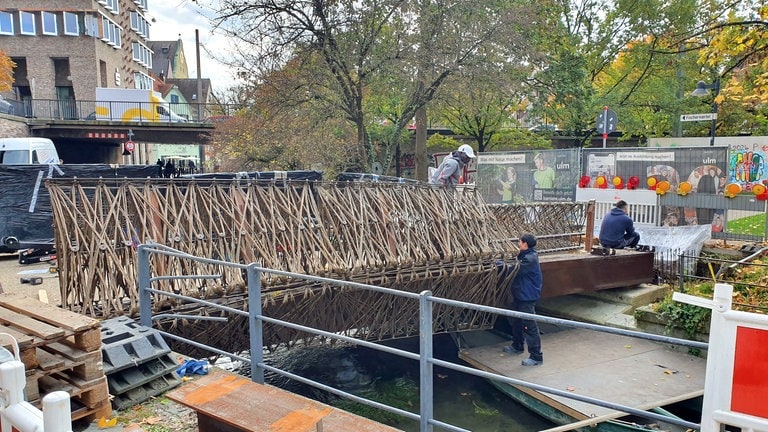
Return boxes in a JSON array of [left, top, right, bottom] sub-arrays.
[[430, 144, 476, 186]]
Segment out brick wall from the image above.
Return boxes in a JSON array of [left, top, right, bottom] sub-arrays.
[[0, 116, 29, 137], [0, 0, 149, 101]]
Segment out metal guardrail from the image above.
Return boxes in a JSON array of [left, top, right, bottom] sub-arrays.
[[6, 98, 236, 124], [137, 243, 705, 431]]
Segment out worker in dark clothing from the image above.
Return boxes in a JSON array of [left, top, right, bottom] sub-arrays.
[[599, 200, 640, 250], [501, 233, 544, 366]]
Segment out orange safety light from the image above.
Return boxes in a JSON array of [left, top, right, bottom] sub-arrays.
[[677, 181, 693, 196], [595, 175, 608, 189], [655, 180, 671, 195], [752, 183, 768, 200], [612, 176, 624, 189], [724, 183, 742, 198], [646, 177, 658, 190]]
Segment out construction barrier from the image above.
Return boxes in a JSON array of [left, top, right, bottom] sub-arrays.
[[0, 334, 72, 432], [101, 317, 181, 410], [674, 284, 768, 432]]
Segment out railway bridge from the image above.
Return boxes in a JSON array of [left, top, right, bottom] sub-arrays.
[[45, 179, 652, 354]]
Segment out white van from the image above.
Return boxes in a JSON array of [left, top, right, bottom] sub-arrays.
[[0, 138, 60, 164]]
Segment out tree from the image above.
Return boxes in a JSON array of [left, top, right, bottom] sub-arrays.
[[691, 3, 768, 135], [0, 50, 14, 91], [204, 0, 544, 175], [526, 0, 710, 140], [432, 71, 529, 153], [209, 57, 357, 175]]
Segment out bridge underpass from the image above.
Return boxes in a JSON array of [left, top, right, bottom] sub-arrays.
[[28, 118, 212, 164], [45, 179, 652, 356]]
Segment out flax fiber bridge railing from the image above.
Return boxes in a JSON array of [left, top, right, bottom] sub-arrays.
[[45, 178, 586, 353]]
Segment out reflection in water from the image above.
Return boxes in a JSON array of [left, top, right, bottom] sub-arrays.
[[254, 334, 554, 431]]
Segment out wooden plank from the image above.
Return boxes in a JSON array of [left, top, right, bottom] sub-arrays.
[[0, 306, 65, 340], [0, 324, 35, 348], [44, 341, 95, 362], [0, 293, 99, 332], [35, 348, 65, 371], [167, 368, 402, 432], [458, 328, 706, 420]]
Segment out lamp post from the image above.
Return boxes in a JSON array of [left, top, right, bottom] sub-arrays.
[[690, 78, 721, 146]]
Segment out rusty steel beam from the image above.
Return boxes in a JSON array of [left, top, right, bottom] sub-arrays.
[[539, 250, 654, 298]]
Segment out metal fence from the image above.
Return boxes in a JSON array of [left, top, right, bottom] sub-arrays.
[[137, 243, 706, 432], [7, 98, 236, 123]]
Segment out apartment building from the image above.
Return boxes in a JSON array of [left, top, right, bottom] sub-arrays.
[[0, 0, 154, 105]]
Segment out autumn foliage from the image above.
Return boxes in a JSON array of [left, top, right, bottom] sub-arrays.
[[0, 49, 14, 91]]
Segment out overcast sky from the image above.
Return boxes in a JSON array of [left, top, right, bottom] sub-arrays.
[[149, 1, 233, 93]]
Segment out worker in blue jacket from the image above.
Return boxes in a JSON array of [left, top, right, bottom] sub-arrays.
[[599, 200, 640, 250], [502, 233, 544, 366]]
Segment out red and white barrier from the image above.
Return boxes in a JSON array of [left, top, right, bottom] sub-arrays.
[[0, 334, 71, 432], [674, 284, 768, 432]]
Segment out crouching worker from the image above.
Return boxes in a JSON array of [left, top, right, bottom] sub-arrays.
[[599, 200, 640, 251]]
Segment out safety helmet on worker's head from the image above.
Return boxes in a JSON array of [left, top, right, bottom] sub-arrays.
[[457, 144, 476, 158]]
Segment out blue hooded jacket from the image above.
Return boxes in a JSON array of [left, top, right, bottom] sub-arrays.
[[511, 248, 542, 302], [599, 207, 636, 248]]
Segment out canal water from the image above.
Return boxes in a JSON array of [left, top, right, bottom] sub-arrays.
[[259, 333, 555, 431]]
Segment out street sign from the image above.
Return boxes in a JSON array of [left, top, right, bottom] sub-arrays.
[[124, 140, 135, 152], [596, 108, 618, 134], [680, 113, 717, 122]]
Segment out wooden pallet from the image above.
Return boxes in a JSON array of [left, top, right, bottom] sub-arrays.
[[0, 293, 109, 421]]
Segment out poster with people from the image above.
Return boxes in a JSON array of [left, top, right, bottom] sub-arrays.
[[476, 149, 580, 203], [582, 147, 728, 231]]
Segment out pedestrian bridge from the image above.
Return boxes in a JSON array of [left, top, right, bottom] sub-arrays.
[[45, 179, 641, 353]]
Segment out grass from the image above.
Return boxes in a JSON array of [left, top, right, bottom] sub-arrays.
[[727, 213, 766, 236]]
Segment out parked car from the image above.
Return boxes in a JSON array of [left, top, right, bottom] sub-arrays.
[[0, 95, 14, 115]]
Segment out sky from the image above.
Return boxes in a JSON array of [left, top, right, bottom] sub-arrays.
[[149, 1, 234, 93]]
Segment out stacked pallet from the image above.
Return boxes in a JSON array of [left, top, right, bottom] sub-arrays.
[[0, 293, 111, 422]]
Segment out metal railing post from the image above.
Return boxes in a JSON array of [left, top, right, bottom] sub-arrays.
[[248, 263, 265, 384], [678, 253, 685, 293], [138, 244, 152, 327], [419, 290, 434, 432]]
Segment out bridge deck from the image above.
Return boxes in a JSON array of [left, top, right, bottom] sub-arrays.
[[456, 328, 705, 426]]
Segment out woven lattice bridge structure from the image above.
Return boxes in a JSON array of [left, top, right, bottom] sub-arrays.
[[46, 178, 586, 353]]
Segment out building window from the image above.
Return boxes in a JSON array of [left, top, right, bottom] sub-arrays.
[[20, 11, 36, 35], [63, 12, 79, 35], [133, 71, 153, 90], [134, 0, 149, 11], [0, 11, 13, 35], [130, 11, 150, 39], [132, 41, 153, 68], [85, 14, 99, 37], [101, 14, 122, 47], [99, 0, 120, 14], [42, 12, 57, 35]]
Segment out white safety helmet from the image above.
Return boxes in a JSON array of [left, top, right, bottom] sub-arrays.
[[457, 144, 476, 158]]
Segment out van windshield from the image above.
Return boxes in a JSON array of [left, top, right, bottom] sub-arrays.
[[0, 150, 28, 164]]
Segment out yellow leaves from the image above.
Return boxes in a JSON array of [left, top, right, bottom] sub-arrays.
[[0, 49, 15, 91], [97, 417, 118, 428]]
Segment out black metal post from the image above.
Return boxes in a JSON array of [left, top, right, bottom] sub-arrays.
[[708, 78, 720, 147]]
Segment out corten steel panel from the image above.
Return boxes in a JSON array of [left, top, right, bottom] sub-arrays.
[[539, 251, 654, 298], [167, 368, 402, 432]]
